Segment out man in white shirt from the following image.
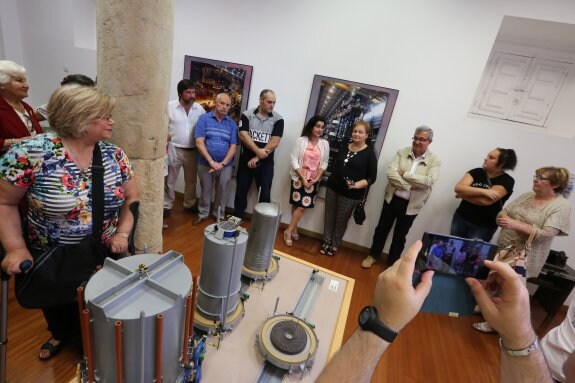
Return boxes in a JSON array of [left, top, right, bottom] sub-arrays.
[[542, 300, 575, 382], [164, 80, 205, 216]]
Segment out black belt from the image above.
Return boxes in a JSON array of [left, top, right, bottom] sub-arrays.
[[177, 147, 195, 151]]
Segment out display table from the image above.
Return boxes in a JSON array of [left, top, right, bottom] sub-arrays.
[[199, 250, 354, 382], [69, 250, 354, 382]]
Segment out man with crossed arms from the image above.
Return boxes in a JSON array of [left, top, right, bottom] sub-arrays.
[[233, 89, 284, 219]]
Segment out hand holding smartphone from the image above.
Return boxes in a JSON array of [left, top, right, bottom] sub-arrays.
[[416, 232, 498, 280]]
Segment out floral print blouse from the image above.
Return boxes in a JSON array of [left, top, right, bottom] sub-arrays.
[[0, 132, 134, 251]]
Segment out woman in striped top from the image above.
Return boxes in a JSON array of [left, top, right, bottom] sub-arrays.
[[0, 85, 138, 360]]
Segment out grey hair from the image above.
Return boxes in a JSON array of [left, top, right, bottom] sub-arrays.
[[0, 60, 26, 84], [216, 92, 230, 102], [259, 89, 275, 99], [415, 125, 433, 141]]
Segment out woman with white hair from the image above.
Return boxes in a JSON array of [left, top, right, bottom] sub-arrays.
[[0, 60, 42, 151]]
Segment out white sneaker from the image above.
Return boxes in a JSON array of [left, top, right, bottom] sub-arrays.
[[361, 256, 376, 269]]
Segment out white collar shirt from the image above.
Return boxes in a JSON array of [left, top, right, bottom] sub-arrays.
[[167, 100, 205, 148]]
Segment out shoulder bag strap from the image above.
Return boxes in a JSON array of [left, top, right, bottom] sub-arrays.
[[91, 143, 104, 238], [525, 225, 537, 251], [361, 186, 369, 206]]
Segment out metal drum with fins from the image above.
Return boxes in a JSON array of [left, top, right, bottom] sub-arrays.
[[195, 220, 248, 331], [242, 202, 281, 280], [84, 251, 192, 383], [256, 314, 319, 373]]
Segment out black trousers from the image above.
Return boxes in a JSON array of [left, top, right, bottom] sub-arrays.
[[370, 195, 417, 265], [41, 302, 81, 342], [233, 159, 274, 219]]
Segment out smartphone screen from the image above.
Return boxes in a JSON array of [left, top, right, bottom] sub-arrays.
[[416, 232, 498, 280]]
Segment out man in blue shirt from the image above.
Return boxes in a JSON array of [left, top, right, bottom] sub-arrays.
[[194, 93, 239, 225]]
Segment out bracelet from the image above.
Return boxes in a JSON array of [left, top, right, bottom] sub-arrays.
[[209, 160, 215, 164], [499, 337, 540, 357], [6, 138, 15, 145], [115, 232, 129, 239]]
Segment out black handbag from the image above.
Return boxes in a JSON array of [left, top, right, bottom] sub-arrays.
[[15, 143, 113, 309], [353, 187, 369, 225]]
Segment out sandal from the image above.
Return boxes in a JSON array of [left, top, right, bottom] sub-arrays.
[[283, 230, 293, 247], [319, 243, 330, 255], [39, 338, 65, 360], [472, 322, 496, 334], [326, 246, 337, 257], [291, 231, 300, 241]]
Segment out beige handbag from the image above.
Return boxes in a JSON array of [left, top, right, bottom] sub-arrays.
[[494, 226, 536, 278]]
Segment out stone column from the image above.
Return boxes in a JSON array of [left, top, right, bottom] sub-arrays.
[[97, 0, 174, 253]]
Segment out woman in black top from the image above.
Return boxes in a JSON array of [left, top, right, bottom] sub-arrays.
[[321, 121, 377, 256], [451, 148, 517, 241]]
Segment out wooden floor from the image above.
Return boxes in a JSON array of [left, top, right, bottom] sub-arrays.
[[3, 200, 566, 382]]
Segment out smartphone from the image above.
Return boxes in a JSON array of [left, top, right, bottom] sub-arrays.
[[416, 232, 498, 280]]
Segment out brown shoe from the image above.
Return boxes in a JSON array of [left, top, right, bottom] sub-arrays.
[[193, 216, 206, 226]]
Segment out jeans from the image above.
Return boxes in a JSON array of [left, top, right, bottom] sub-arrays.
[[450, 212, 497, 242]]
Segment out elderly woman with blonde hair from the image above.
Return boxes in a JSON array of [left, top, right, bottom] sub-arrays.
[[473, 166, 572, 333], [0, 85, 138, 360]]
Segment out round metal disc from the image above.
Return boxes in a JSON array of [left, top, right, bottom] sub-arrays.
[[269, 320, 307, 355]]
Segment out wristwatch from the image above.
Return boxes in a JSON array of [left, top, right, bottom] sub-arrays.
[[115, 232, 129, 239], [499, 337, 540, 356], [358, 306, 398, 343]]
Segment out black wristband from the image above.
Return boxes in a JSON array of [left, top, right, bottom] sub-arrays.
[[358, 306, 398, 343]]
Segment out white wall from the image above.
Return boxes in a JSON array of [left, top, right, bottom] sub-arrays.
[[3, 0, 575, 263], [170, 0, 575, 258], [0, 0, 97, 107]]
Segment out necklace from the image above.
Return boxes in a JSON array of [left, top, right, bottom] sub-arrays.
[[344, 150, 358, 165]]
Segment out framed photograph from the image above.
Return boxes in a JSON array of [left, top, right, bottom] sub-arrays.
[[183, 56, 253, 124], [305, 75, 399, 191]]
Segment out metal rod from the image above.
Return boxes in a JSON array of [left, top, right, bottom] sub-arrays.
[[273, 297, 279, 316], [81, 309, 95, 383], [189, 275, 198, 333], [76, 287, 88, 357], [115, 321, 124, 383], [139, 311, 146, 382], [155, 314, 163, 383], [182, 294, 193, 365], [0, 270, 9, 383], [76, 286, 85, 313], [221, 232, 239, 336]]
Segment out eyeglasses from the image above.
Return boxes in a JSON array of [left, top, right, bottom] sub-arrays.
[[23, 113, 34, 133], [97, 114, 113, 122], [533, 175, 550, 182], [412, 136, 429, 142]]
